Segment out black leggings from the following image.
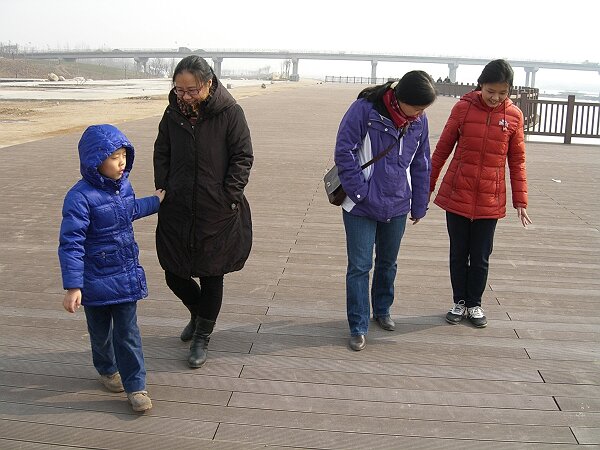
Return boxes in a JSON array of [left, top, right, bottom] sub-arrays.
[[165, 271, 224, 322], [446, 212, 497, 308]]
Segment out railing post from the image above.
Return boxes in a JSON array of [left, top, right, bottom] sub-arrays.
[[519, 93, 528, 130], [564, 95, 575, 144]]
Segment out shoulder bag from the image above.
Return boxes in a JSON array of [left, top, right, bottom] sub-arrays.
[[323, 125, 407, 206]]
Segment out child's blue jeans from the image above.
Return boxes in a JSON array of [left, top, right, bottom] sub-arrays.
[[84, 301, 146, 393]]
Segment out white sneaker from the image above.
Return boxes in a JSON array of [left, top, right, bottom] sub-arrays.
[[467, 306, 488, 328], [445, 300, 466, 324]]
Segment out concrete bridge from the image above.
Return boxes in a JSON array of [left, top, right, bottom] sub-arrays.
[[9, 48, 600, 87]]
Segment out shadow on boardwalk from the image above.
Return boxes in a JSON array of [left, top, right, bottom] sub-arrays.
[[1, 84, 599, 449]]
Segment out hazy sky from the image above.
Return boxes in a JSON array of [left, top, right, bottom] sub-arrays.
[[2, 0, 599, 90]]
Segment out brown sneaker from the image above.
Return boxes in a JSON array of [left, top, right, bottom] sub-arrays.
[[99, 372, 124, 393], [127, 391, 153, 412]]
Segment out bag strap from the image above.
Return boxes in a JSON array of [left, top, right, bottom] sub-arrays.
[[360, 124, 409, 170]]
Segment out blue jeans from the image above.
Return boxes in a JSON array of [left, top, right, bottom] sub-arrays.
[[84, 301, 146, 393], [343, 210, 407, 336]]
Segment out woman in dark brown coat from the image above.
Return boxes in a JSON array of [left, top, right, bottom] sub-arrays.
[[154, 55, 253, 368]]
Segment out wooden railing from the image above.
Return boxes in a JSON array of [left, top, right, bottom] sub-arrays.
[[434, 82, 478, 98], [435, 82, 537, 100], [514, 94, 600, 144], [325, 76, 389, 84]]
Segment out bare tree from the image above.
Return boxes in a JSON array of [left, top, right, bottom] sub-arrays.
[[148, 58, 168, 76], [281, 59, 291, 79]]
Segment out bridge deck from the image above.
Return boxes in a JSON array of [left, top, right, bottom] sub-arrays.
[[1, 84, 599, 449], [16, 49, 600, 72]]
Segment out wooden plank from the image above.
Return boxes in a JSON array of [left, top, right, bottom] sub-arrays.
[[0, 420, 291, 450], [572, 428, 600, 445], [230, 392, 600, 427], [238, 366, 600, 398], [215, 423, 577, 449], [540, 371, 600, 385], [555, 397, 600, 413], [0, 439, 82, 450], [0, 400, 218, 439], [515, 329, 600, 342], [0, 372, 232, 406]]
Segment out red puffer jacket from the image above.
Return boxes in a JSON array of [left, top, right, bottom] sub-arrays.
[[430, 90, 527, 219]]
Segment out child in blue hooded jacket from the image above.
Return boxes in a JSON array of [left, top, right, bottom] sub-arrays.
[[58, 124, 165, 412]]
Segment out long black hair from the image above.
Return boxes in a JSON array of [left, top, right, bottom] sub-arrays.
[[358, 70, 437, 106], [172, 55, 214, 85], [476, 59, 514, 90]]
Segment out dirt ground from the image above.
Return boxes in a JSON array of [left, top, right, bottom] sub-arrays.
[[0, 80, 319, 148]]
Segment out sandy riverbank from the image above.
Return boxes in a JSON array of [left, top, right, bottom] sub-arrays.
[[0, 79, 319, 148]]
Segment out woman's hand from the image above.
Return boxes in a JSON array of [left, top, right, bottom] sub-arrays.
[[63, 288, 82, 313], [409, 217, 421, 225], [517, 207, 532, 228], [155, 189, 166, 203]]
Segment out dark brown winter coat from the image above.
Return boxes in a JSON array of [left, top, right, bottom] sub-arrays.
[[154, 77, 253, 278]]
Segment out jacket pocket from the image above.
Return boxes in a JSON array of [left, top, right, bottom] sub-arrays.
[[87, 250, 123, 277], [209, 184, 239, 215], [451, 162, 463, 193], [205, 210, 241, 256]]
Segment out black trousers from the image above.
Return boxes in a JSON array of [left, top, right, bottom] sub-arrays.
[[446, 212, 497, 308], [165, 271, 224, 322]]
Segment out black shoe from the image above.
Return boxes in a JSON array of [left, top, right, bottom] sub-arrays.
[[180, 317, 196, 342], [180, 303, 197, 342], [375, 315, 395, 331], [349, 335, 366, 351]]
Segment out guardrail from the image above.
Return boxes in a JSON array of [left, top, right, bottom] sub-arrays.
[[435, 83, 600, 143], [514, 94, 600, 144], [325, 76, 389, 84], [435, 82, 537, 100]]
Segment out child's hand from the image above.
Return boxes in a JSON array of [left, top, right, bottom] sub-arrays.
[[155, 189, 166, 203], [63, 288, 82, 313]]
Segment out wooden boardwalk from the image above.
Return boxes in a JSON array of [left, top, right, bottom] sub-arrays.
[[1, 84, 599, 449]]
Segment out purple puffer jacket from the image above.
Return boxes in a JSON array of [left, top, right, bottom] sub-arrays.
[[334, 98, 431, 222]]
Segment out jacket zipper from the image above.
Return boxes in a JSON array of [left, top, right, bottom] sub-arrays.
[[495, 167, 500, 201], [168, 106, 198, 251], [115, 186, 143, 290], [471, 112, 491, 219], [190, 124, 198, 250]]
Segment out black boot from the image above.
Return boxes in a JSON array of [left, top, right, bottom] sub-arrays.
[[188, 317, 215, 368], [180, 304, 197, 342]]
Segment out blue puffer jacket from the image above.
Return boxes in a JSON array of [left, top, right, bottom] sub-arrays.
[[334, 98, 431, 222], [58, 124, 160, 306]]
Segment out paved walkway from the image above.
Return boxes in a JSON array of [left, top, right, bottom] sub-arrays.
[[1, 84, 599, 449]]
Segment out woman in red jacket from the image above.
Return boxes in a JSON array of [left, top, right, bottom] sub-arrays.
[[430, 59, 532, 328]]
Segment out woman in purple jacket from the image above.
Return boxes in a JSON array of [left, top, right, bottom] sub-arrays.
[[334, 72, 437, 351]]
